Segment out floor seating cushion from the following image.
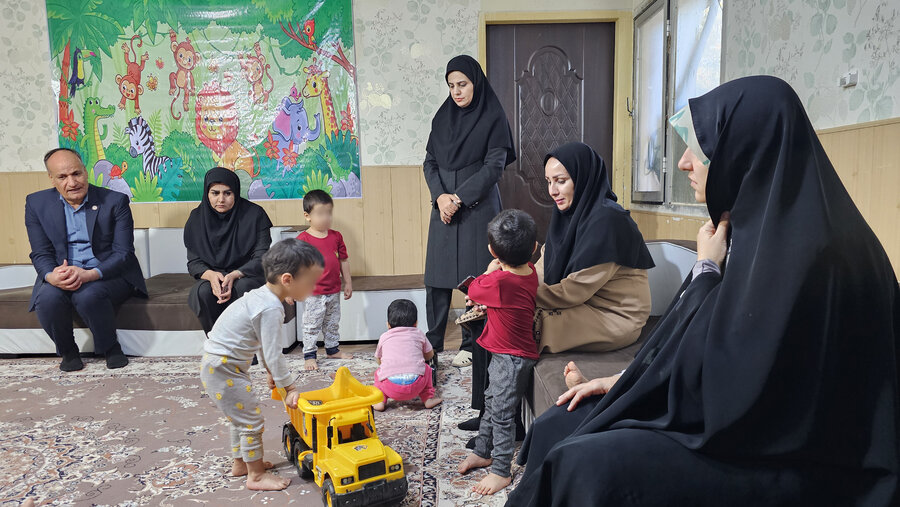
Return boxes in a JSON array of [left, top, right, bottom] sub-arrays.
[[0, 273, 206, 356], [0, 271, 427, 356], [526, 316, 658, 421], [0, 226, 427, 356]]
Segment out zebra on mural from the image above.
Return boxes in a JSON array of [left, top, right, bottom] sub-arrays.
[[125, 116, 172, 178]]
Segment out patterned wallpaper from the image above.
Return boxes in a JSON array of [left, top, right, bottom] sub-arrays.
[[353, 0, 479, 165], [725, 0, 899, 129], [0, 0, 56, 172]]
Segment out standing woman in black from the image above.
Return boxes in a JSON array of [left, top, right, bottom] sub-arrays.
[[184, 167, 273, 334], [423, 55, 516, 368]]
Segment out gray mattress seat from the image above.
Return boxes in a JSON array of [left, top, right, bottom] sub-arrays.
[[526, 316, 659, 419], [0, 273, 427, 331]]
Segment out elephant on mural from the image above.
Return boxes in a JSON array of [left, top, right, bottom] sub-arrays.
[[272, 95, 321, 155]]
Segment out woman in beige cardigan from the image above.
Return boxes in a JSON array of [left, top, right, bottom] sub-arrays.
[[536, 142, 654, 354]]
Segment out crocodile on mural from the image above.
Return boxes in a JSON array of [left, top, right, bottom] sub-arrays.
[[80, 96, 116, 184], [81, 97, 115, 165]]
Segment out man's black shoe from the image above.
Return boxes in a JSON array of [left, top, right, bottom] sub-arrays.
[[105, 343, 129, 369]]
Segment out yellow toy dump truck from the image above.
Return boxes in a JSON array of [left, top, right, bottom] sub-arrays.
[[273, 366, 408, 506]]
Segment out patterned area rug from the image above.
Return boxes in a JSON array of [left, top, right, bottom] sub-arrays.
[[0, 352, 523, 506]]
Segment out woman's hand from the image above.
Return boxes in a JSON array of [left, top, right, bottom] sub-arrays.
[[218, 270, 243, 304], [436, 194, 460, 224], [697, 211, 730, 268], [222, 270, 243, 291], [556, 374, 620, 411], [201, 270, 226, 300]]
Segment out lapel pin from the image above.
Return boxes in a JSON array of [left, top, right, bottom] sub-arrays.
[[92, 205, 98, 210]]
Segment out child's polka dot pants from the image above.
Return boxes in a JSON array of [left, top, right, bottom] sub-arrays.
[[200, 353, 265, 462]]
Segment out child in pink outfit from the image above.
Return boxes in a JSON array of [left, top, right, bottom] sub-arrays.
[[373, 299, 443, 411]]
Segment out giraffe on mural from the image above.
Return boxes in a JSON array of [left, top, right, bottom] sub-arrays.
[[301, 58, 340, 139]]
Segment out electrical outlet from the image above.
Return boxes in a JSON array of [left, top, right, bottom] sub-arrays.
[[839, 70, 858, 88]]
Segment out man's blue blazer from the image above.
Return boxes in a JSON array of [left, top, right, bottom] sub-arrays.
[[24, 184, 148, 311]]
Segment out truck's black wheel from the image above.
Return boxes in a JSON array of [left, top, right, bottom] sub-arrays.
[[292, 438, 313, 479], [322, 477, 335, 507], [282, 423, 293, 461]]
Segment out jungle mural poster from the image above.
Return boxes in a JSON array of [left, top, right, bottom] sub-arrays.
[[46, 0, 361, 202]]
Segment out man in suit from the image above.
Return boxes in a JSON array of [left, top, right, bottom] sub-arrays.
[[25, 148, 147, 371]]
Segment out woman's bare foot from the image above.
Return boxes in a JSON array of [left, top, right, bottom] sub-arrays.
[[373, 401, 386, 411], [304, 358, 318, 371], [232, 458, 274, 477], [473, 472, 512, 495], [246, 471, 290, 491], [458, 453, 492, 474], [327, 351, 353, 359], [424, 397, 443, 409], [564, 361, 588, 389]]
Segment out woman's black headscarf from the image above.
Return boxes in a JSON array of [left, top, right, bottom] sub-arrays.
[[184, 167, 272, 271], [425, 55, 515, 170], [509, 76, 900, 505], [542, 142, 654, 285]]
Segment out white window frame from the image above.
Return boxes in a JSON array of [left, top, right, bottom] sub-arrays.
[[631, 0, 668, 204], [631, 0, 725, 216]]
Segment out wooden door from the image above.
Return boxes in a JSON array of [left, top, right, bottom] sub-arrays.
[[487, 23, 616, 244]]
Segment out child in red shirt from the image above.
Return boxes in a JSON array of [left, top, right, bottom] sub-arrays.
[[457, 209, 538, 495], [297, 190, 353, 370]]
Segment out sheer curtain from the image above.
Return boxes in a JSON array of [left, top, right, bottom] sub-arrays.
[[671, 0, 722, 204]]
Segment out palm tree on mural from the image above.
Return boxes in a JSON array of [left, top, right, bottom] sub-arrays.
[[46, 0, 121, 139], [99, 0, 189, 44]]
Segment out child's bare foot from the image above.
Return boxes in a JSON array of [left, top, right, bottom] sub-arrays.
[[458, 452, 492, 474], [424, 397, 443, 409], [232, 458, 274, 477], [327, 351, 353, 359], [373, 401, 386, 411], [304, 358, 318, 371], [473, 472, 512, 495], [564, 361, 588, 389], [21, 499, 35, 507], [246, 471, 290, 491]]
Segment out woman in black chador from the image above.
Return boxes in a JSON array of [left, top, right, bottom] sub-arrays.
[[507, 76, 900, 506], [184, 167, 273, 334]]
